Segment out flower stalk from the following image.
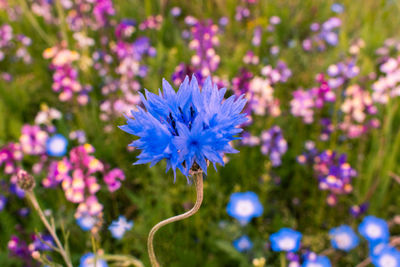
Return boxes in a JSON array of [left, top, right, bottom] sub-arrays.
[[25, 190, 73, 267], [147, 170, 204, 267], [18, 170, 73, 267]]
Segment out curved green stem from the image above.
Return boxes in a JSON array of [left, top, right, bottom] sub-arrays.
[[147, 171, 204, 267]]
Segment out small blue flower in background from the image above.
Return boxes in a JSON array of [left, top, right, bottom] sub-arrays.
[[0, 195, 6, 211], [31, 234, 54, 251], [76, 214, 97, 231], [331, 3, 344, 13], [302, 254, 331, 267], [233, 235, 253, 252], [270, 228, 302, 252], [120, 76, 247, 179], [329, 225, 359, 251], [108, 216, 133, 240], [79, 253, 108, 267], [226, 191, 263, 225], [370, 244, 400, 267], [46, 134, 68, 157], [358, 216, 389, 244]]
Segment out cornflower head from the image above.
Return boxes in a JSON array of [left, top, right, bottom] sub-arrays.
[[260, 126, 287, 166], [120, 76, 247, 179]]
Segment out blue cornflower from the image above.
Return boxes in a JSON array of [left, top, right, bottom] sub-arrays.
[[302, 255, 331, 267], [329, 225, 359, 251], [76, 214, 97, 231], [108, 216, 133, 240], [79, 253, 108, 267], [233, 235, 253, 252], [226, 191, 263, 225], [46, 134, 68, 157], [270, 228, 302, 252], [358, 216, 389, 244], [370, 244, 400, 267], [120, 76, 247, 180]]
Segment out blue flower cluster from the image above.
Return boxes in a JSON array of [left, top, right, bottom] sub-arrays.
[[358, 216, 400, 267], [120, 76, 247, 180]]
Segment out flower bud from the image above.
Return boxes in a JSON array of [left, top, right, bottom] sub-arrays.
[[17, 170, 35, 191]]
